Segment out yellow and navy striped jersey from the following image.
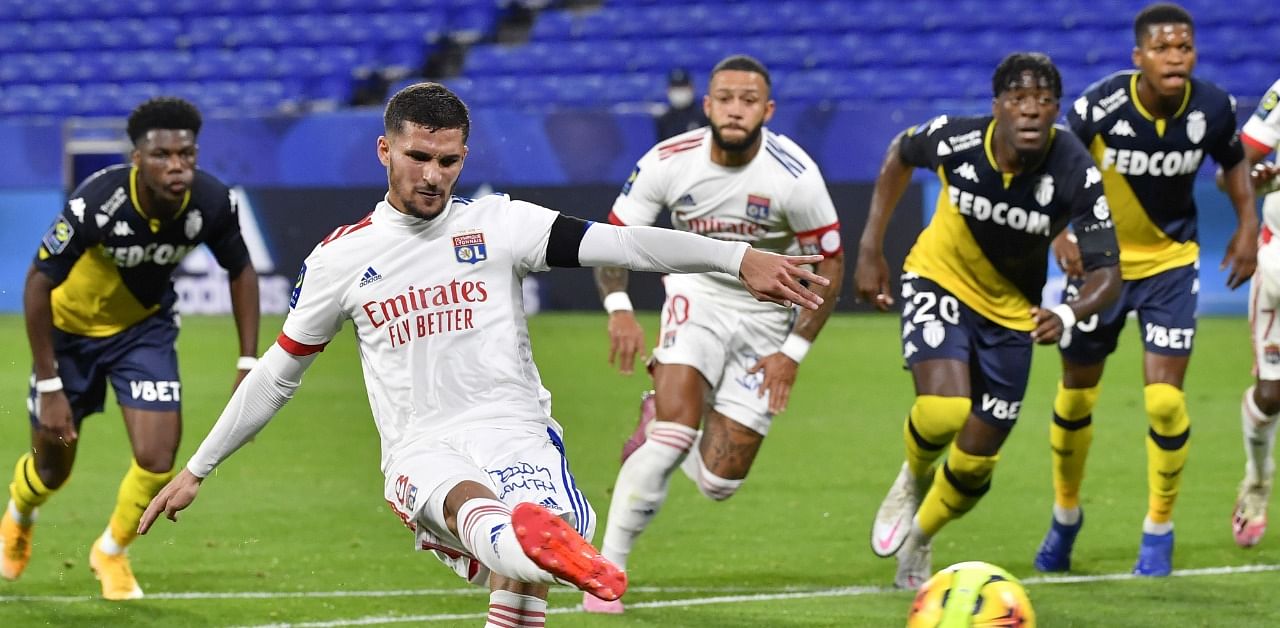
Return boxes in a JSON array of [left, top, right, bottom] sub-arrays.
[[33, 164, 251, 337], [899, 115, 1119, 331], [1067, 71, 1244, 280]]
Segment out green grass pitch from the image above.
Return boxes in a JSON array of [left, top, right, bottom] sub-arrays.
[[0, 312, 1276, 626]]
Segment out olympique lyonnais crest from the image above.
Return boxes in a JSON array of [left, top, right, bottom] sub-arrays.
[[453, 231, 487, 264], [1035, 175, 1054, 207], [1186, 110, 1206, 144], [746, 194, 771, 220]]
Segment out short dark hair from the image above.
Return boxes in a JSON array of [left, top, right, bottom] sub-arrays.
[[710, 54, 771, 89], [384, 82, 470, 142], [1134, 3, 1194, 45], [991, 52, 1062, 99], [127, 97, 202, 145]]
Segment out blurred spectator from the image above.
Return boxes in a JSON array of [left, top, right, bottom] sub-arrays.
[[350, 68, 392, 107], [655, 68, 708, 140]]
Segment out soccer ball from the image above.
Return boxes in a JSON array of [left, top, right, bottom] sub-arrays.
[[906, 561, 1036, 628]]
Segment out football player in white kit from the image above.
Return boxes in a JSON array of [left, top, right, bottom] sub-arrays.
[[1232, 77, 1280, 548], [136, 83, 830, 627], [586, 55, 844, 614]]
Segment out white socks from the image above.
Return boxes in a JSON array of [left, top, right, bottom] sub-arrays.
[[97, 526, 125, 556], [1142, 516, 1173, 536], [601, 421, 695, 570], [485, 589, 547, 628], [1242, 386, 1279, 486], [1053, 504, 1082, 526], [456, 499, 555, 584]]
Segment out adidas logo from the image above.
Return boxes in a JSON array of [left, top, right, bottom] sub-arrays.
[[675, 194, 695, 207], [953, 162, 979, 183], [1108, 119, 1137, 137], [539, 496, 561, 510], [112, 221, 134, 237], [358, 266, 382, 287]]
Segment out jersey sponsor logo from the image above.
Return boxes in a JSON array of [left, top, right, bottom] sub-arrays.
[[1100, 147, 1203, 176], [100, 186, 128, 218], [363, 280, 489, 347], [1108, 119, 1137, 137], [290, 263, 306, 309], [745, 194, 771, 219], [41, 216, 74, 255], [1186, 110, 1206, 144], [1093, 87, 1128, 122], [111, 221, 134, 237], [952, 162, 979, 183], [452, 231, 487, 264], [1145, 323, 1194, 350], [105, 243, 198, 268], [184, 209, 203, 239], [128, 380, 181, 402], [1035, 175, 1054, 207], [1256, 89, 1279, 120], [947, 186, 1052, 236], [621, 166, 640, 195], [359, 266, 383, 287], [943, 129, 982, 153], [68, 197, 86, 223], [684, 216, 765, 238]]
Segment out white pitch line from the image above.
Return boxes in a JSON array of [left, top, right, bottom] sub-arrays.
[[229, 563, 1280, 628]]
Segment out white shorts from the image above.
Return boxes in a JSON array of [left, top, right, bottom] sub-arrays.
[[382, 420, 596, 585], [1252, 234, 1280, 380], [652, 274, 794, 435]]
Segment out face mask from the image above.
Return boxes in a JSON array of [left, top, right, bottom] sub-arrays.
[[667, 87, 694, 109]]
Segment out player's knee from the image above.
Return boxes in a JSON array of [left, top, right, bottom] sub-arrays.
[[692, 458, 743, 501], [1053, 383, 1100, 421], [33, 463, 71, 491], [911, 395, 972, 434], [1143, 383, 1187, 433], [944, 442, 999, 491], [1254, 383, 1280, 416], [132, 450, 177, 474]]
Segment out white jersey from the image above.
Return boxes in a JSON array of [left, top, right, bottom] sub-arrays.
[[281, 195, 562, 472], [1242, 77, 1280, 233], [609, 127, 841, 304]]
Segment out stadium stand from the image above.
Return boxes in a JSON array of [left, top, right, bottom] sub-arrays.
[[0, 0, 1277, 119]]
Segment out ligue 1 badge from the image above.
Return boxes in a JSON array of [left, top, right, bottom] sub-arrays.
[[453, 231, 487, 264]]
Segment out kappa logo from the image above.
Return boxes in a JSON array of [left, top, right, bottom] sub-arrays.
[[1108, 119, 1137, 137], [112, 221, 134, 237], [903, 340, 918, 359], [1084, 166, 1102, 188], [953, 162, 979, 183], [925, 115, 949, 135], [68, 197, 86, 223], [359, 266, 382, 287]]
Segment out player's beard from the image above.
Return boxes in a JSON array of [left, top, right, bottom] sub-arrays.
[[710, 122, 763, 154]]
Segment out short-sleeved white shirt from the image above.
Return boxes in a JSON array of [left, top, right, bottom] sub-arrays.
[[609, 127, 841, 307], [280, 195, 561, 472], [1242, 78, 1280, 232]]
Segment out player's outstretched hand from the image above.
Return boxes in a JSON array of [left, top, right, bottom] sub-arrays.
[[1029, 306, 1067, 345], [1222, 222, 1259, 290], [138, 468, 204, 535], [854, 247, 893, 311], [738, 249, 828, 309], [1052, 231, 1084, 279], [606, 310, 647, 375]]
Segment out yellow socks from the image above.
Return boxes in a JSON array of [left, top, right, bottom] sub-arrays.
[[903, 395, 971, 479], [9, 453, 57, 522], [1050, 383, 1100, 510], [1144, 383, 1190, 524], [105, 460, 175, 552], [917, 442, 999, 537]]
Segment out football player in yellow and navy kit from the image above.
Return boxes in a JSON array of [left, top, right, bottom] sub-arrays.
[[857, 52, 1121, 589], [1034, 3, 1258, 577], [0, 97, 261, 599]]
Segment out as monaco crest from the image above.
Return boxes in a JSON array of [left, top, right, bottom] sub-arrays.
[[453, 231, 487, 264], [1186, 110, 1205, 144], [184, 209, 203, 239], [1035, 175, 1054, 207]]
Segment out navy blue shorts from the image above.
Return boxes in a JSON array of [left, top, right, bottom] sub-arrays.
[[1059, 263, 1198, 364], [28, 312, 182, 427], [900, 275, 1033, 428]]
